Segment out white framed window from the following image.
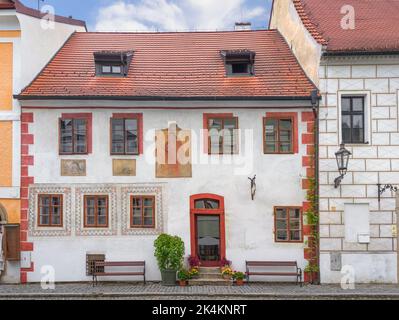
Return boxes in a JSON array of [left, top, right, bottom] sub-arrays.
[[338, 91, 371, 145]]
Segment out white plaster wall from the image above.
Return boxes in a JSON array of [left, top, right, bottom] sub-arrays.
[[319, 56, 399, 284], [26, 107, 309, 282], [320, 253, 397, 284], [17, 13, 85, 89]]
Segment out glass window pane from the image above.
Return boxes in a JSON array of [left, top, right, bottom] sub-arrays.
[[40, 196, 50, 206], [97, 198, 107, 207], [290, 231, 301, 241], [276, 231, 287, 241], [342, 128, 351, 144], [144, 198, 153, 207], [86, 198, 95, 208], [40, 215, 49, 225], [342, 98, 351, 112], [87, 216, 95, 226], [144, 207, 153, 217], [133, 198, 142, 207], [144, 217, 153, 226], [102, 65, 111, 73], [98, 216, 107, 226], [352, 115, 364, 128], [280, 131, 291, 142], [265, 143, 276, 153], [352, 128, 364, 143], [132, 217, 142, 226], [51, 215, 61, 226], [208, 119, 222, 131], [133, 207, 141, 218], [280, 143, 291, 152], [112, 65, 122, 74], [352, 98, 364, 112], [52, 196, 60, 206], [231, 63, 249, 74], [194, 199, 220, 209], [289, 209, 300, 219], [280, 119, 292, 130], [276, 220, 287, 230], [290, 221, 300, 230], [276, 209, 286, 219]]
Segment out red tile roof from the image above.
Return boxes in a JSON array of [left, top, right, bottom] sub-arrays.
[[293, 0, 399, 53], [19, 30, 316, 100]]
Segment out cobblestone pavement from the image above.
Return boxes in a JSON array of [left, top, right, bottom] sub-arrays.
[[1, 283, 399, 299]]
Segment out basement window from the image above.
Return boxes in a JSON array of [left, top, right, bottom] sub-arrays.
[[94, 51, 134, 77], [221, 50, 255, 76]]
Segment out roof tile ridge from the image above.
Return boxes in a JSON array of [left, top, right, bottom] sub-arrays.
[[293, 0, 328, 45]]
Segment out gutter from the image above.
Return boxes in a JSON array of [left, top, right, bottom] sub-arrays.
[[323, 50, 399, 57], [14, 95, 320, 102]]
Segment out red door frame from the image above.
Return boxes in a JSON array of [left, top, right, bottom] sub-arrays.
[[190, 194, 226, 267]]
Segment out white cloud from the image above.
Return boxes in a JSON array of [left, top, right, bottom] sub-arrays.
[[94, 0, 267, 32]]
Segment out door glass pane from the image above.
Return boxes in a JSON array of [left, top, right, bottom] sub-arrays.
[[197, 215, 220, 262], [194, 199, 220, 209]]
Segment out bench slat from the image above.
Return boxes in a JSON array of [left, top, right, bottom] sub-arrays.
[[247, 272, 298, 276], [94, 272, 144, 276], [246, 261, 297, 267], [95, 261, 145, 267]]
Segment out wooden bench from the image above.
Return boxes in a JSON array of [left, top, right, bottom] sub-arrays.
[[246, 261, 302, 286], [93, 261, 145, 286]]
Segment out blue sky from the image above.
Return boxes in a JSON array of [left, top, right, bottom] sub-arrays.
[[21, 0, 272, 31]]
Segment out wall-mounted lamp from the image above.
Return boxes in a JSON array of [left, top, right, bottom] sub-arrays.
[[248, 175, 256, 200], [334, 144, 351, 188]]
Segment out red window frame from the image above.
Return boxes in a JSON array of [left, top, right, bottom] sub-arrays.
[[130, 195, 156, 228], [84, 195, 109, 228], [110, 113, 143, 155], [37, 194, 63, 227], [263, 112, 298, 154], [274, 206, 303, 243], [59, 113, 92, 155], [203, 113, 239, 155]]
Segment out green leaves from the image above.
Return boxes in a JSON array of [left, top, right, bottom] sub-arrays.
[[154, 234, 185, 271]]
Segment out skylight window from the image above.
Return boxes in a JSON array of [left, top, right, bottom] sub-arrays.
[[221, 50, 256, 76], [94, 51, 134, 77]]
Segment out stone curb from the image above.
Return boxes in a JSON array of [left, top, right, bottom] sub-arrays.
[[1, 292, 399, 299]]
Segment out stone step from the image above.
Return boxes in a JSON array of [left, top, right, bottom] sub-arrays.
[[199, 267, 221, 274], [197, 273, 223, 279], [188, 278, 233, 286]]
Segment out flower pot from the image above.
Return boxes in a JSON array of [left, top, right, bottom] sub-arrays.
[[161, 269, 177, 286], [179, 280, 188, 287], [304, 272, 318, 284], [235, 279, 244, 286]]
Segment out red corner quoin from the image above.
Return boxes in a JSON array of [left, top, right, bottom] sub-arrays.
[[20, 112, 35, 284]]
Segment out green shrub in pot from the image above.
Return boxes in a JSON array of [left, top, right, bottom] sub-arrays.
[[154, 234, 185, 286]]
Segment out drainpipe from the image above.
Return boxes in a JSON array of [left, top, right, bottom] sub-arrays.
[[311, 89, 320, 285]]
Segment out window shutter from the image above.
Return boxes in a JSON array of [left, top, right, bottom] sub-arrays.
[[4, 224, 20, 261]]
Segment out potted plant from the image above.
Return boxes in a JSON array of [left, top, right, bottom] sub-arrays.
[[219, 258, 232, 270], [189, 267, 200, 279], [304, 263, 319, 284], [232, 271, 245, 286], [221, 266, 233, 280], [188, 255, 200, 269], [177, 269, 190, 287], [154, 234, 185, 286]]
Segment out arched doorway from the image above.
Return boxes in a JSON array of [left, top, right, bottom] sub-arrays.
[[190, 194, 225, 267]]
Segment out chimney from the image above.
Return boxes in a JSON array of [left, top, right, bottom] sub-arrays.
[[234, 22, 251, 31]]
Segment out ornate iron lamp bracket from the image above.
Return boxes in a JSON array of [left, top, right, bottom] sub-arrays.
[[377, 183, 398, 202]]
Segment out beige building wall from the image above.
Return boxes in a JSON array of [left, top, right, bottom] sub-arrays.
[[269, 0, 322, 85]]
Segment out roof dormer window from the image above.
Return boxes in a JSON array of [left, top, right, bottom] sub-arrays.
[[94, 51, 134, 77], [221, 50, 255, 76]]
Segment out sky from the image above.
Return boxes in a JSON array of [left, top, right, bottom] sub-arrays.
[[20, 0, 272, 32]]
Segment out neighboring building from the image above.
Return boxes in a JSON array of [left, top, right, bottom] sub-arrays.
[[0, 0, 85, 283], [271, 0, 399, 283], [16, 30, 318, 282]]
